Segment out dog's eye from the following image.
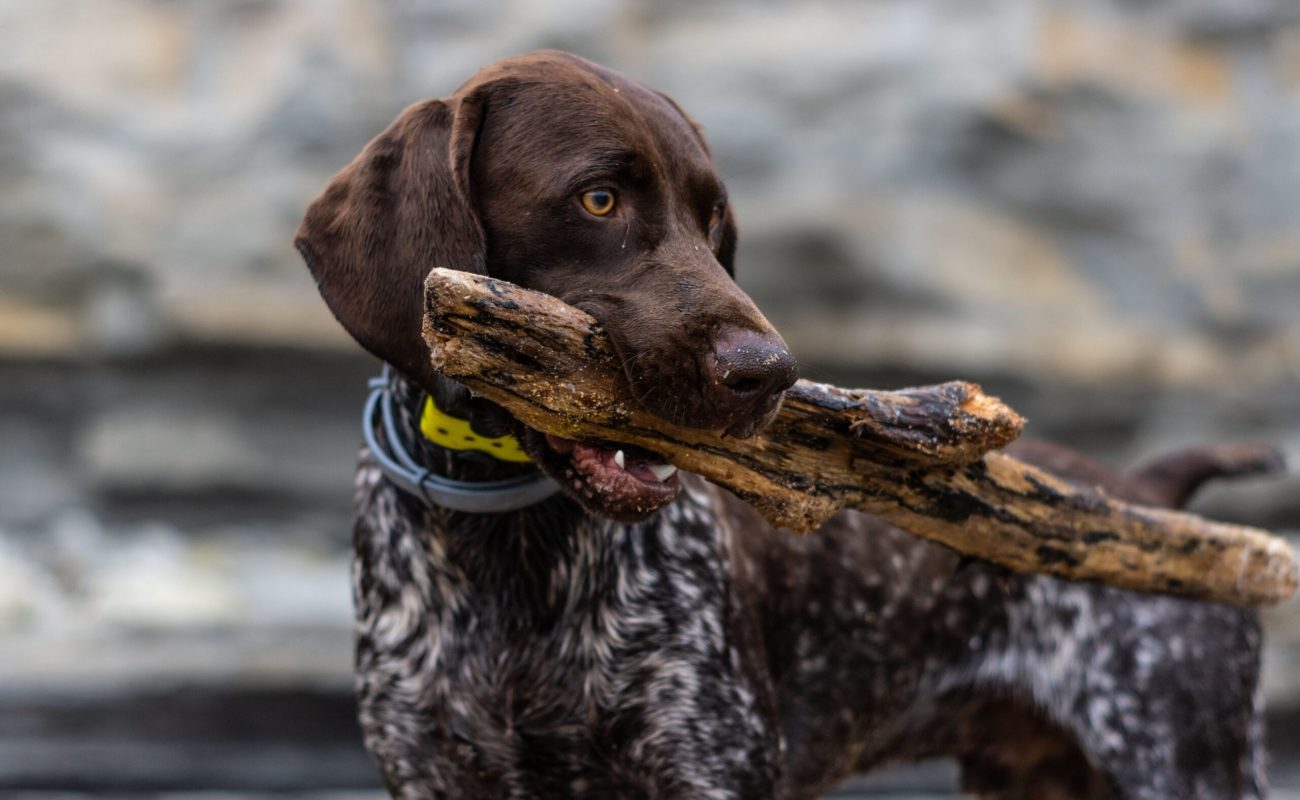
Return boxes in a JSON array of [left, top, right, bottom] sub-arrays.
[[709, 200, 726, 231], [580, 189, 617, 217]]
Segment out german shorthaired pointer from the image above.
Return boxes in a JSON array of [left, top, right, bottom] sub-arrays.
[[297, 50, 1276, 799]]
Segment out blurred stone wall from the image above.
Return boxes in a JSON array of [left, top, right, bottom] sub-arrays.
[[1, 0, 1298, 794]]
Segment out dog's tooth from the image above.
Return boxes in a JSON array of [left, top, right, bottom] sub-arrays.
[[648, 463, 677, 482], [614, 450, 625, 469]]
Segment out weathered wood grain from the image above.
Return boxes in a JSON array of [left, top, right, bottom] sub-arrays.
[[422, 267, 1298, 607]]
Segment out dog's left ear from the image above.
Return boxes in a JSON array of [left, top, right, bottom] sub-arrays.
[[295, 93, 487, 392]]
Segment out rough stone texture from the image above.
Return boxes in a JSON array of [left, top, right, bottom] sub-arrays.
[[1, 0, 1298, 795]]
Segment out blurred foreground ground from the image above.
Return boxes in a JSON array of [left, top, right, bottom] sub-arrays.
[[2, 0, 1299, 795]]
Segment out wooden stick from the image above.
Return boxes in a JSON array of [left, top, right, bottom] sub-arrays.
[[422, 268, 1298, 607]]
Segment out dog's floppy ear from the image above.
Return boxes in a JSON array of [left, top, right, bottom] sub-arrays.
[[295, 95, 486, 392]]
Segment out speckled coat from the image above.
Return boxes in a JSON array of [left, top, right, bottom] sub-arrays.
[[350, 374, 1264, 800]]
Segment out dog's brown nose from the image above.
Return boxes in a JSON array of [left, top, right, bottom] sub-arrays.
[[708, 328, 798, 422]]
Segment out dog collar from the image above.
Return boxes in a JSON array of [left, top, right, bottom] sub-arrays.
[[419, 395, 531, 463], [362, 370, 560, 513]]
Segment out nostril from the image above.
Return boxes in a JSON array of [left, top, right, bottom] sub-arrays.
[[724, 376, 764, 396]]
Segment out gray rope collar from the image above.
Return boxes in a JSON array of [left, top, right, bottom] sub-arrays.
[[362, 371, 561, 513]]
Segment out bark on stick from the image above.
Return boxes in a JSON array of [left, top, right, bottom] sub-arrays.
[[422, 268, 1298, 607]]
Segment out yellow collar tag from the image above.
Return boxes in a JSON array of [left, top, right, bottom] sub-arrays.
[[419, 396, 532, 463]]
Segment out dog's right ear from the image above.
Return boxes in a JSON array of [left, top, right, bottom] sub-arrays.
[[295, 97, 486, 392]]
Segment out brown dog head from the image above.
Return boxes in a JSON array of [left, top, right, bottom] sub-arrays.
[[296, 51, 796, 520]]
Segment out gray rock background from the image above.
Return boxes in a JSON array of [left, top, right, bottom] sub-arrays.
[[1, 0, 1298, 796]]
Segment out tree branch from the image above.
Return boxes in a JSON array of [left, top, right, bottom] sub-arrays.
[[422, 268, 1298, 607]]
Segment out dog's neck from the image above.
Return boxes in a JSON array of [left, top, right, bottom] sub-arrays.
[[372, 370, 732, 600], [374, 369, 711, 617], [366, 366, 590, 509]]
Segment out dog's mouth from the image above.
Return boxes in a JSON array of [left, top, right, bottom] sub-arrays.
[[528, 430, 681, 521]]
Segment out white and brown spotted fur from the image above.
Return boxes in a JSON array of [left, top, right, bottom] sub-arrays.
[[299, 51, 1277, 799]]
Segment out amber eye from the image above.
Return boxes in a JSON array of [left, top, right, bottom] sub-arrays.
[[709, 201, 725, 231], [580, 189, 616, 216]]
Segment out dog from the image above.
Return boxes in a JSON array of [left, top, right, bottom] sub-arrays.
[[296, 50, 1279, 799]]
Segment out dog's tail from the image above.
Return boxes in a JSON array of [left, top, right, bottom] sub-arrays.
[[1129, 442, 1286, 510]]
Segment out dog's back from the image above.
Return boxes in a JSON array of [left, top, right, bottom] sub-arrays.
[[728, 438, 1273, 798]]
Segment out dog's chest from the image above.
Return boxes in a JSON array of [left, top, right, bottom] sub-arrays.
[[350, 468, 779, 797]]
